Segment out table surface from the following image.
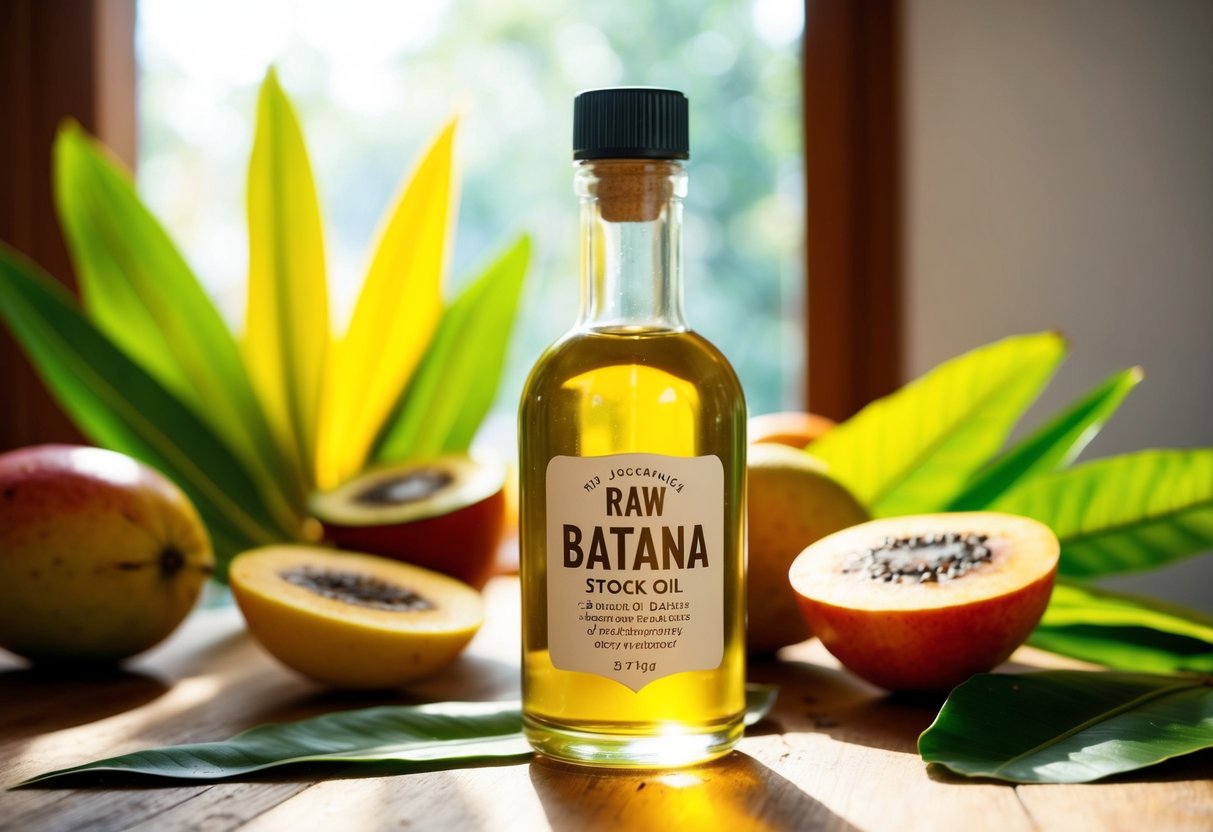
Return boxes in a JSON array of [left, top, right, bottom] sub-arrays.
[[2, 576, 1211, 832]]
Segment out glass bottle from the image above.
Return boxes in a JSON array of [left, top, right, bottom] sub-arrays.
[[518, 88, 747, 767]]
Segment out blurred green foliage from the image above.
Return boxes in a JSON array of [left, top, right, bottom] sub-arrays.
[[137, 0, 804, 421]]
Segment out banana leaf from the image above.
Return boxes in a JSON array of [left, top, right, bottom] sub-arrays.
[[807, 332, 1066, 517], [993, 449, 1213, 577], [0, 247, 288, 575], [1031, 581, 1213, 673], [53, 122, 303, 532], [316, 120, 455, 489], [373, 235, 530, 462], [920, 670, 1213, 783], [244, 67, 328, 493], [948, 367, 1141, 510], [19, 685, 777, 784]]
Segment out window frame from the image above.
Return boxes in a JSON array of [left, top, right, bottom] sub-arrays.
[[0, 0, 902, 447]]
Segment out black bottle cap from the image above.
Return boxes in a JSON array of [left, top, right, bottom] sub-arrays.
[[573, 87, 689, 161]]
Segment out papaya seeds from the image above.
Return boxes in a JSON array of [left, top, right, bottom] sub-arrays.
[[789, 512, 1059, 691], [230, 546, 483, 690], [310, 455, 506, 589]]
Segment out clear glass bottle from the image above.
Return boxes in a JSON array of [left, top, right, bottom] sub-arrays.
[[518, 88, 747, 767]]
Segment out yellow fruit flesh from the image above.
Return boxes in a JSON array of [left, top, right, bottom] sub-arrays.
[[230, 546, 483, 689]]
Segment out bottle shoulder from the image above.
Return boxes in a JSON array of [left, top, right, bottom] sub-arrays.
[[521, 327, 745, 405]]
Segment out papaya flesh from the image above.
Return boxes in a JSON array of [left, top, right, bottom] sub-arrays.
[[788, 512, 1058, 691], [231, 546, 483, 689]]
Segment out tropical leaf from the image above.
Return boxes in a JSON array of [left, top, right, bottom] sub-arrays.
[[807, 332, 1067, 516], [245, 67, 328, 492], [919, 670, 1213, 784], [19, 685, 777, 784], [993, 449, 1213, 577], [373, 235, 530, 463], [315, 120, 457, 489], [0, 248, 286, 574], [948, 367, 1142, 511], [53, 122, 303, 532], [1030, 581, 1213, 673]]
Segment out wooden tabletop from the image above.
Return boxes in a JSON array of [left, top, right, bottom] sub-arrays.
[[2, 576, 1211, 832]]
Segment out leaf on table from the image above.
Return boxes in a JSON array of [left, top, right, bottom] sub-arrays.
[[372, 235, 530, 463], [992, 449, 1213, 577], [245, 67, 328, 493], [53, 122, 304, 532], [806, 332, 1066, 517], [0, 247, 285, 574], [315, 120, 456, 489], [948, 367, 1142, 511], [17, 685, 777, 785], [919, 670, 1213, 784], [18, 701, 529, 785], [1030, 581, 1213, 673]]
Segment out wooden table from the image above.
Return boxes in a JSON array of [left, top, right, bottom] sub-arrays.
[[2, 576, 1210, 832]]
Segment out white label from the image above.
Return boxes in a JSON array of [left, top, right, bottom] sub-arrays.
[[545, 453, 724, 692]]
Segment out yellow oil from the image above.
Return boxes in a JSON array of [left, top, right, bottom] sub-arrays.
[[519, 325, 746, 766]]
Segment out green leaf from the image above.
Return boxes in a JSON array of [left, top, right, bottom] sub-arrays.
[[919, 671, 1213, 784], [373, 235, 530, 462], [948, 367, 1142, 511], [0, 247, 286, 574], [53, 122, 304, 533], [17, 685, 777, 784], [1030, 582, 1213, 673], [992, 449, 1213, 577], [316, 119, 455, 489], [807, 332, 1066, 517], [245, 67, 328, 492]]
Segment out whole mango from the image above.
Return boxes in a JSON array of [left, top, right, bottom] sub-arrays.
[[0, 445, 213, 664]]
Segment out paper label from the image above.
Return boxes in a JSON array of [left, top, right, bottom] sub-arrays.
[[545, 453, 724, 691]]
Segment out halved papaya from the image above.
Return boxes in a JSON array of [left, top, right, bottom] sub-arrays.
[[230, 546, 483, 689], [788, 512, 1058, 691]]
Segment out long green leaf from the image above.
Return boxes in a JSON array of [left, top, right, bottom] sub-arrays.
[[53, 123, 303, 532], [18, 685, 777, 784], [372, 235, 530, 462], [0, 248, 286, 575], [245, 67, 328, 492], [1030, 581, 1213, 673], [919, 671, 1213, 783], [316, 119, 455, 489], [948, 367, 1142, 511], [993, 449, 1213, 577], [807, 332, 1066, 517]]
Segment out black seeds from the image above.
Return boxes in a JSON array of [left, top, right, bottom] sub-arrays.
[[842, 532, 996, 584], [280, 567, 436, 612]]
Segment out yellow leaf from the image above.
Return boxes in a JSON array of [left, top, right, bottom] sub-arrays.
[[315, 119, 457, 489], [245, 68, 328, 493]]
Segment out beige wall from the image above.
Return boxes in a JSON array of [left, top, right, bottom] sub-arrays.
[[904, 0, 1213, 608]]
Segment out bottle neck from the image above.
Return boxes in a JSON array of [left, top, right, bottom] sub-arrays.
[[575, 159, 687, 332]]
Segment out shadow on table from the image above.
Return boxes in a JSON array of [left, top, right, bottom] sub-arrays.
[[0, 666, 169, 739], [235, 654, 522, 727], [529, 751, 859, 832], [925, 746, 1213, 787], [748, 657, 945, 756]]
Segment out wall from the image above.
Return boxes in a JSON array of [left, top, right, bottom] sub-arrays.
[[903, 0, 1213, 608]]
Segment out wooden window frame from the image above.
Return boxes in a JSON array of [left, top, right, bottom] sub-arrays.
[[1, 0, 900, 445], [804, 0, 903, 420], [0, 0, 135, 450]]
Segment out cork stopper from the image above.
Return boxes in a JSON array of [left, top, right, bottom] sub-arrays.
[[590, 159, 681, 223]]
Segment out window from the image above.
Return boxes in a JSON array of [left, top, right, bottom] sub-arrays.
[[136, 0, 807, 434]]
